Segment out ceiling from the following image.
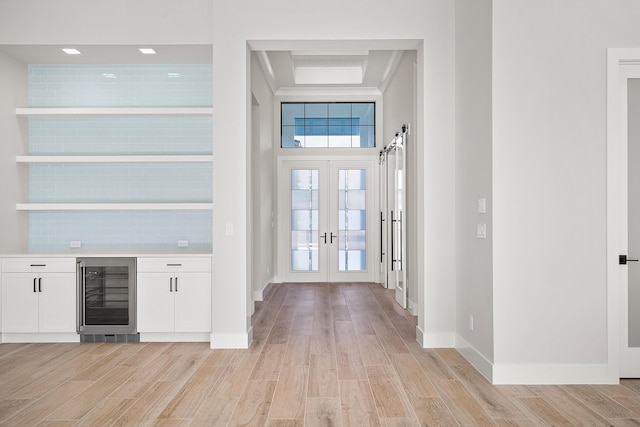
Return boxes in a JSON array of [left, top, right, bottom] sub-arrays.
[[0, 44, 407, 93], [0, 44, 213, 64], [257, 49, 406, 93]]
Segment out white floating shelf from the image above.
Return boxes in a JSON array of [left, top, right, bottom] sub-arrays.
[[15, 107, 213, 117], [16, 203, 213, 211], [16, 155, 213, 163]]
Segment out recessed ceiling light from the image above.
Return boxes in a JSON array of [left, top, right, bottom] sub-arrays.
[[139, 48, 156, 55], [62, 48, 81, 55]]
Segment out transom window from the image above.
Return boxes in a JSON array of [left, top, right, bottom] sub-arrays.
[[281, 102, 375, 148]]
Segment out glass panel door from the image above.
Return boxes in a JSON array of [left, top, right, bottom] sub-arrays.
[[337, 169, 367, 271], [329, 160, 375, 282], [623, 73, 640, 376], [278, 159, 376, 283], [291, 169, 319, 271]]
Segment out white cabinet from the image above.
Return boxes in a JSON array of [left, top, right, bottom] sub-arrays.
[[1, 258, 77, 341], [137, 257, 211, 338]]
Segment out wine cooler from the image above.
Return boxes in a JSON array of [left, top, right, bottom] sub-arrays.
[[76, 257, 138, 342]]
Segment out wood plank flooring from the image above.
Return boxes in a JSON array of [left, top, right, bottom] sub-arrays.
[[1, 282, 640, 426]]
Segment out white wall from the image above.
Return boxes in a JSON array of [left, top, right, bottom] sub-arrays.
[[0, 0, 212, 45], [455, 0, 494, 372], [383, 51, 418, 312], [213, 0, 457, 348], [0, 51, 28, 253], [492, 0, 640, 383], [251, 52, 275, 300]]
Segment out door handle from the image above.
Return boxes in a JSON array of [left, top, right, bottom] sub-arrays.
[[330, 232, 336, 244], [620, 255, 639, 265], [175, 277, 178, 292], [39, 278, 42, 292], [33, 277, 37, 293], [322, 232, 327, 244], [170, 277, 173, 292]]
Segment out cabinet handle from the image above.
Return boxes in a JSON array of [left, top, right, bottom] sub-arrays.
[[33, 277, 37, 293], [175, 277, 178, 292], [30, 264, 46, 267], [170, 277, 173, 292], [39, 278, 42, 292], [167, 263, 182, 267]]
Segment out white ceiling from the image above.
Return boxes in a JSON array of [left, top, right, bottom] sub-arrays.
[[0, 44, 407, 93], [258, 49, 405, 93], [0, 44, 212, 64]]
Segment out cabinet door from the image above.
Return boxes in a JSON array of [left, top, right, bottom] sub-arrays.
[[137, 272, 174, 332], [38, 273, 76, 333], [2, 273, 39, 332], [174, 272, 211, 332]]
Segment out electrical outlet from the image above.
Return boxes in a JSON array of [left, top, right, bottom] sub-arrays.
[[70, 240, 81, 248], [469, 315, 474, 331], [177, 240, 189, 248]]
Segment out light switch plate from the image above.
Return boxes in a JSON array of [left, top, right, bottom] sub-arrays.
[[225, 223, 234, 236], [177, 240, 189, 247], [478, 198, 486, 214], [70, 240, 82, 248], [477, 223, 487, 239]]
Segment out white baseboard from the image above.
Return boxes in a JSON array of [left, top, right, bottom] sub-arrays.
[[2, 333, 79, 343], [492, 362, 610, 385], [210, 327, 253, 349], [252, 280, 274, 302], [455, 333, 493, 382], [408, 298, 418, 316], [416, 327, 455, 348], [139, 332, 210, 342]]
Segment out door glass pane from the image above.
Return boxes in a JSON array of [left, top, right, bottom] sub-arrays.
[[629, 79, 640, 347], [291, 169, 319, 271], [338, 169, 366, 271]]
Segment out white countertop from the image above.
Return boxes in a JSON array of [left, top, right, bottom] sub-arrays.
[[0, 253, 212, 258]]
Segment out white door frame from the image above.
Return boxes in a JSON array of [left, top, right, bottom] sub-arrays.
[[606, 48, 640, 383], [276, 155, 379, 283]]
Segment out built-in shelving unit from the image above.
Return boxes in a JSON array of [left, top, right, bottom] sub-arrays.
[[20, 63, 214, 252], [15, 107, 214, 212]]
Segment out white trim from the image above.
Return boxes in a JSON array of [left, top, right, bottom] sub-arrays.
[[492, 363, 611, 385], [253, 281, 274, 302], [415, 325, 424, 347], [275, 86, 382, 97], [16, 155, 213, 163], [139, 332, 210, 342], [1, 333, 79, 343], [16, 203, 213, 211], [210, 327, 253, 349], [455, 333, 493, 383], [15, 107, 213, 117], [407, 298, 418, 316], [418, 330, 455, 348]]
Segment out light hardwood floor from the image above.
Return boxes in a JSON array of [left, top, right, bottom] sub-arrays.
[[1, 282, 640, 426]]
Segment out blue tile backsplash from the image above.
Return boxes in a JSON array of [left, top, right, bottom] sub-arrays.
[[27, 64, 213, 253], [29, 64, 212, 107], [29, 117, 212, 155], [30, 163, 212, 203], [29, 211, 212, 253]]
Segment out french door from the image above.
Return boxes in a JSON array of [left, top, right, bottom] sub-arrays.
[[277, 159, 376, 282]]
